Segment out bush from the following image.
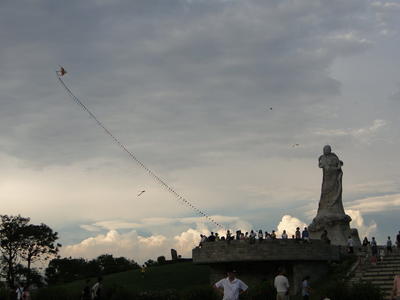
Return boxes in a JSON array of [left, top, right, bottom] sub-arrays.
[[32, 286, 81, 300], [180, 286, 219, 300], [242, 280, 276, 300], [319, 280, 384, 300]]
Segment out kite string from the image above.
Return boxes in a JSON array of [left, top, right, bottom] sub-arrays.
[[57, 75, 225, 230]]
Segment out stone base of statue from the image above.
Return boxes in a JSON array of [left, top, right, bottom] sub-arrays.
[[309, 214, 360, 246]]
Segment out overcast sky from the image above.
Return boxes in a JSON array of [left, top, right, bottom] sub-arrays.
[[1, 0, 400, 263]]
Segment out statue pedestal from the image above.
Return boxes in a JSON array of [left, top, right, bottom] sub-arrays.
[[309, 214, 360, 246]]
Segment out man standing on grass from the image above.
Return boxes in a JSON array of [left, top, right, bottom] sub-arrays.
[[274, 268, 290, 300], [214, 270, 248, 300], [91, 276, 103, 300]]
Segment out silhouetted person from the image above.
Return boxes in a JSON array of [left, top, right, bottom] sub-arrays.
[[22, 286, 30, 300], [295, 227, 301, 241], [81, 279, 91, 300], [321, 230, 330, 244], [387, 236, 393, 254], [274, 268, 289, 300], [208, 232, 216, 242], [91, 277, 103, 300]]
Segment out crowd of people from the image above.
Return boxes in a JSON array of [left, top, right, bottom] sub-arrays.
[[199, 227, 312, 247], [359, 231, 400, 264], [214, 268, 331, 300], [209, 230, 400, 300]]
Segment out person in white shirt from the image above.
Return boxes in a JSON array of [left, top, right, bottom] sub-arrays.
[[281, 230, 288, 239], [15, 284, 24, 300], [214, 270, 248, 300], [274, 268, 290, 300]]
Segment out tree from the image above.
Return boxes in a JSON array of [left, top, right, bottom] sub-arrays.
[[157, 256, 166, 264], [20, 224, 60, 284], [0, 215, 30, 287], [45, 257, 88, 284], [144, 259, 157, 267], [0, 215, 61, 287]]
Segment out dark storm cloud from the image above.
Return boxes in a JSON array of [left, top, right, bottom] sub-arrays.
[[0, 0, 388, 170]]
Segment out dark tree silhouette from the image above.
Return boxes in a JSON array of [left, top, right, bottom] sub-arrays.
[[20, 224, 60, 284], [0, 215, 30, 287]]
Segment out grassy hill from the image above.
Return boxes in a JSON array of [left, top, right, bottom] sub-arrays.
[[33, 262, 213, 300]]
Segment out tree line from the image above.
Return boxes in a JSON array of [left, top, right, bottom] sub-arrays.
[[46, 254, 140, 284], [0, 215, 144, 290], [0, 215, 60, 288]]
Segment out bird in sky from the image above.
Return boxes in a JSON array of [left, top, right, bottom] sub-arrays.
[[269, 107, 273, 110], [292, 143, 300, 147], [57, 66, 67, 77], [137, 190, 146, 197]]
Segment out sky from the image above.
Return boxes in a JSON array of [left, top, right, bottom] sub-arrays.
[[1, 0, 400, 264]]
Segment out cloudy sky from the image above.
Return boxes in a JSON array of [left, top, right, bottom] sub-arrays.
[[1, 0, 400, 263]]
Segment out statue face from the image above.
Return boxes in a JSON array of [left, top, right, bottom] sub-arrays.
[[323, 145, 331, 155]]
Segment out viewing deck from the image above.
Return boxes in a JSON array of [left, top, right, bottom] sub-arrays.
[[193, 239, 341, 264]]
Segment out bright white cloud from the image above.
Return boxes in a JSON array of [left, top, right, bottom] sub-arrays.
[[276, 215, 307, 237], [62, 230, 171, 264], [276, 210, 377, 240], [346, 209, 377, 238]]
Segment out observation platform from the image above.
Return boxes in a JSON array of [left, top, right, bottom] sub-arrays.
[[193, 239, 341, 264]]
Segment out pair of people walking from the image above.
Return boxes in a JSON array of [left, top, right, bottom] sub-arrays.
[[81, 277, 103, 300], [214, 268, 310, 300]]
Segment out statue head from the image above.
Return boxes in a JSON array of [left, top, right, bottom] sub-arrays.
[[323, 145, 331, 155]]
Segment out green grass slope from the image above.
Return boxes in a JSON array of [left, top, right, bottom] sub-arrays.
[[33, 262, 211, 300]]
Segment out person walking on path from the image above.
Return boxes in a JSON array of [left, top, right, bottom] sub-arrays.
[[22, 286, 31, 300], [391, 274, 400, 300], [274, 268, 290, 300], [15, 284, 24, 300], [91, 277, 103, 300], [214, 270, 248, 300], [81, 279, 91, 300]]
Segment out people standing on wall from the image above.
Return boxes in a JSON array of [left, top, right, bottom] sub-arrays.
[[258, 230, 264, 242], [208, 232, 216, 242], [387, 236, 393, 254], [249, 230, 256, 244], [236, 230, 241, 240], [295, 227, 301, 241], [281, 230, 288, 239], [274, 268, 290, 300], [226, 230, 232, 244], [214, 270, 248, 300], [302, 227, 310, 243], [271, 230, 277, 240]]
